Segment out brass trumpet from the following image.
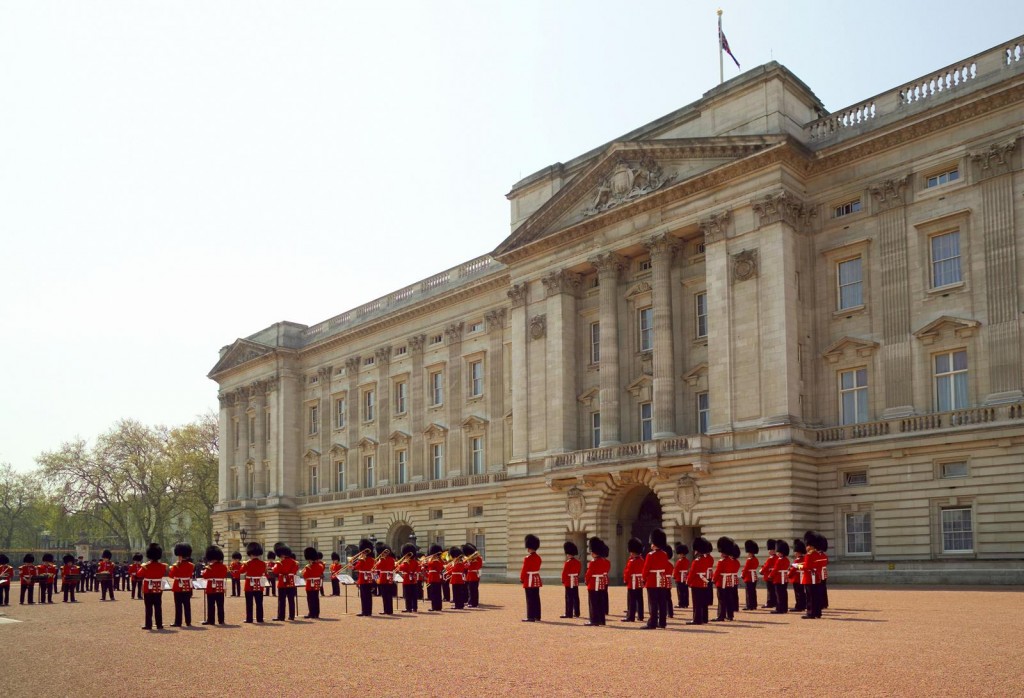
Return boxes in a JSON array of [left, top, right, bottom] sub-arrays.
[[392, 552, 413, 567], [341, 549, 371, 570]]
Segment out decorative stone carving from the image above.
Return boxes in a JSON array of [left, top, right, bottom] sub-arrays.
[[218, 392, 236, 408], [541, 269, 582, 298], [387, 431, 410, 445], [444, 322, 464, 344], [566, 486, 585, 520], [970, 139, 1017, 180], [507, 283, 528, 308], [344, 356, 361, 374], [316, 367, 332, 383], [264, 376, 278, 393], [626, 281, 653, 299], [752, 191, 816, 230], [645, 233, 680, 259], [698, 210, 731, 245], [676, 475, 700, 512], [234, 385, 250, 402], [374, 346, 392, 366], [408, 334, 426, 352], [583, 156, 675, 216], [731, 249, 759, 283], [529, 314, 547, 340], [484, 308, 507, 332], [248, 379, 267, 397], [868, 175, 909, 210], [423, 423, 448, 440], [589, 252, 626, 279]]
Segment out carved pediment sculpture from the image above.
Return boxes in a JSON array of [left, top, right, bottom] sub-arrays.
[[583, 156, 676, 216], [822, 337, 880, 364], [676, 475, 700, 512], [423, 423, 449, 440], [732, 249, 759, 283], [566, 487, 585, 520], [207, 339, 274, 378], [752, 191, 817, 231], [913, 316, 981, 345]]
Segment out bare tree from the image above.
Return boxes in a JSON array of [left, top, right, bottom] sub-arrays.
[[168, 412, 219, 547], [0, 463, 45, 548]]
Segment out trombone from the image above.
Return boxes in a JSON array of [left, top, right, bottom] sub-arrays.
[[340, 549, 371, 571]]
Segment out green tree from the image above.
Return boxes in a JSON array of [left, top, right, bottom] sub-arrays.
[[167, 412, 219, 548], [0, 463, 46, 548]]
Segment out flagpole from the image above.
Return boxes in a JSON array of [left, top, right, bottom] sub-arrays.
[[717, 9, 724, 85]]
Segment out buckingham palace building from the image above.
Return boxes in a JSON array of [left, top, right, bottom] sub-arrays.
[[211, 36, 1024, 584]]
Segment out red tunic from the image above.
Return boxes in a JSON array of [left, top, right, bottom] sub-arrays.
[[584, 557, 610, 591], [760, 553, 777, 584], [61, 563, 80, 585], [742, 554, 759, 583], [353, 555, 375, 585], [274, 556, 299, 588], [561, 558, 581, 588], [37, 562, 57, 584], [398, 558, 421, 585], [202, 561, 228, 595], [447, 559, 467, 585], [228, 560, 243, 580], [0, 563, 13, 585], [136, 561, 167, 595], [169, 560, 194, 592], [96, 559, 114, 579], [425, 558, 444, 584], [714, 556, 741, 587], [770, 555, 790, 584], [329, 562, 343, 580], [466, 556, 483, 582], [242, 558, 267, 592], [801, 550, 826, 585], [686, 554, 714, 588], [623, 554, 645, 589], [673, 556, 690, 583], [302, 561, 325, 590], [789, 554, 804, 584], [18, 563, 36, 585], [642, 549, 673, 589], [519, 551, 542, 588]]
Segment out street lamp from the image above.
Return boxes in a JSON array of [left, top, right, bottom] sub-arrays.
[[239, 528, 248, 545], [214, 531, 221, 546], [409, 533, 418, 552]]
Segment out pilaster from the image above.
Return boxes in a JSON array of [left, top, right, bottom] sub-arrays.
[[508, 282, 530, 463], [542, 269, 581, 452], [591, 253, 625, 446], [409, 335, 426, 480], [647, 234, 679, 438], [445, 323, 464, 475], [344, 356, 361, 489], [485, 309, 506, 470]]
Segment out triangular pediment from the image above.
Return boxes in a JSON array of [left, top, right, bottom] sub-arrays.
[[493, 136, 787, 262], [461, 415, 489, 431], [913, 316, 981, 344], [328, 443, 348, 457], [303, 448, 321, 463], [577, 387, 599, 405], [387, 430, 410, 445], [626, 374, 653, 400], [208, 338, 274, 378], [423, 423, 448, 440], [682, 362, 709, 387], [356, 437, 379, 451], [821, 337, 880, 363]]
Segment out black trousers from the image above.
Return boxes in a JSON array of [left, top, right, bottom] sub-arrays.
[[62, 582, 77, 602], [143, 593, 163, 628], [403, 584, 419, 611], [20, 584, 34, 604], [0, 584, 9, 605], [690, 585, 710, 624], [441, 580, 450, 602], [646, 587, 669, 628], [793, 582, 807, 611], [379, 584, 394, 614], [564, 586, 580, 617], [172, 591, 191, 625], [625, 588, 644, 621], [101, 579, 115, 601], [131, 579, 140, 599], [358, 584, 373, 616], [744, 580, 757, 609], [266, 577, 277, 596], [231, 578, 241, 596], [467, 580, 480, 607], [805, 583, 824, 618], [277, 587, 297, 619], [331, 578, 340, 596], [524, 587, 541, 621], [451, 583, 466, 610], [675, 581, 689, 608], [205, 593, 225, 624], [764, 577, 777, 607], [427, 582, 442, 611], [245, 590, 264, 622], [305, 589, 320, 618], [587, 588, 608, 625], [774, 582, 789, 613], [38, 582, 52, 603], [822, 580, 829, 608]]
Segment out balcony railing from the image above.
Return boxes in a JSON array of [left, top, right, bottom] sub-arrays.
[[812, 403, 1024, 444], [291, 469, 509, 506], [545, 435, 709, 471]]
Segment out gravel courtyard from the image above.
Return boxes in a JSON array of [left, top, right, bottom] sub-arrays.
[[1, 584, 1021, 697]]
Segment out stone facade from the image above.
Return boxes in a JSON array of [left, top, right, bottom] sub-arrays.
[[210, 36, 1024, 584]]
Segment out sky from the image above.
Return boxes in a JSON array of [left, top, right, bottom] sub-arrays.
[[1, 1, 1022, 472]]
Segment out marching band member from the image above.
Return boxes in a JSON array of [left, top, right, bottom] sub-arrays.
[[673, 543, 690, 609], [760, 539, 777, 609], [329, 552, 343, 596], [273, 545, 299, 621], [622, 537, 645, 623], [439, 548, 451, 603], [584, 537, 609, 626], [169, 543, 195, 627], [201, 546, 227, 625], [742, 540, 759, 611], [98, 549, 116, 601], [398, 544, 421, 613], [520, 534, 542, 622], [424, 544, 444, 612], [712, 537, 740, 622], [242, 541, 267, 623], [265, 551, 278, 597], [378, 546, 398, 615], [801, 531, 828, 620], [353, 539, 376, 617], [559, 541, 581, 619], [0, 554, 11, 606], [791, 538, 807, 613], [642, 528, 672, 630], [128, 553, 143, 600], [819, 533, 830, 609], [37, 553, 57, 604], [769, 539, 791, 614], [317, 551, 326, 597], [137, 543, 167, 630], [446, 546, 467, 610], [462, 543, 482, 608], [302, 547, 324, 619], [228, 552, 243, 597], [18, 554, 36, 605], [662, 542, 674, 619], [685, 537, 714, 625], [61, 554, 80, 603]]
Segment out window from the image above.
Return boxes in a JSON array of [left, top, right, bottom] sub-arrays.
[[469, 320, 484, 333], [941, 507, 973, 552], [474, 533, 486, 559], [248, 415, 255, 444], [394, 381, 408, 414], [833, 199, 862, 218], [363, 389, 375, 422], [934, 350, 968, 411], [469, 505, 484, 517], [265, 412, 271, 442], [837, 257, 863, 309], [233, 420, 240, 449], [926, 167, 959, 188], [308, 405, 319, 435], [591, 412, 601, 448], [930, 231, 962, 288], [469, 360, 484, 397], [940, 461, 968, 479], [335, 398, 346, 429], [845, 512, 872, 554], [638, 306, 653, 352], [470, 436, 484, 475], [429, 333, 443, 345], [637, 258, 652, 272], [697, 392, 710, 434], [396, 450, 408, 484], [431, 443, 445, 479], [590, 322, 600, 363], [695, 293, 708, 338], [310, 465, 319, 495], [309, 518, 318, 529], [430, 370, 444, 406], [639, 402, 653, 441], [839, 368, 869, 425], [695, 241, 706, 256], [364, 455, 375, 488], [844, 470, 869, 487], [335, 461, 345, 491], [363, 514, 374, 525], [335, 517, 345, 527], [363, 356, 375, 367], [434, 534, 445, 548], [429, 509, 443, 520], [394, 345, 407, 357]]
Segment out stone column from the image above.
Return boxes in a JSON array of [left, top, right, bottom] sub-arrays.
[[263, 377, 278, 495], [344, 356, 361, 489], [445, 323, 464, 475], [485, 309, 506, 469], [592, 254, 625, 446], [317, 367, 332, 494], [408, 335, 426, 479], [276, 368, 302, 498], [375, 347, 392, 481], [217, 392, 233, 503], [508, 283, 530, 463], [542, 270, 580, 452], [647, 235, 679, 439], [252, 381, 267, 498], [235, 387, 249, 499], [700, 211, 732, 432]]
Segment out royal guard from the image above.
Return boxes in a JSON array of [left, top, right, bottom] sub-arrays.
[[759, 539, 777, 609], [200, 546, 227, 625], [424, 544, 444, 612], [584, 537, 610, 626], [137, 543, 167, 630], [0, 554, 14, 606], [329, 552, 343, 597], [559, 541, 581, 619], [60, 554, 80, 603], [128, 554, 142, 599], [520, 534, 542, 622], [462, 543, 483, 608], [685, 536, 714, 625], [742, 540, 760, 611], [316, 552, 326, 597], [301, 547, 324, 619], [18, 554, 36, 605], [446, 547, 467, 611], [712, 537, 740, 622], [376, 546, 398, 615], [622, 537, 645, 623], [264, 551, 277, 597], [97, 549, 116, 601], [272, 544, 299, 621], [228, 552, 243, 597], [673, 543, 690, 609], [241, 541, 267, 623], [168, 543, 194, 627], [801, 531, 828, 619], [353, 539, 376, 617], [770, 539, 791, 614], [662, 542, 674, 619], [791, 538, 807, 613], [37, 553, 57, 604], [398, 544, 421, 613], [641, 528, 673, 630]]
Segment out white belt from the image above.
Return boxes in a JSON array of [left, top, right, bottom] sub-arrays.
[[631, 573, 644, 589], [594, 573, 608, 591], [567, 573, 578, 588], [526, 571, 541, 587], [722, 573, 739, 587]]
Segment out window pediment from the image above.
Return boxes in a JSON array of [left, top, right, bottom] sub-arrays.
[[423, 423, 448, 440], [682, 362, 708, 387], [388, 430, 410, 445], [303, 448, 321, 463], [822, 336, 880, 364], [328, 443, 348, 457], [461, 415, 489, 431], [577, 387, 599, 406], [627, 374, 653, 400], [913, 316, 980, 345], [356, 437, 379, 452]]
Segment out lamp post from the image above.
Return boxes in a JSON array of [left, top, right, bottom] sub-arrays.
[[214, 531, 221, 547], [239, 528, 248, 547], [409, 533, 418, 553]]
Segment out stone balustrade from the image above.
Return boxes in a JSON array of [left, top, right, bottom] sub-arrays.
[[545, 434, 709, 470], [813, 403, 1023, 444]]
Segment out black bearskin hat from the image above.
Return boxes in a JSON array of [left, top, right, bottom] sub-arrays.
[[374, 542, 386, 555], [664, 544, 673, 560], [766, 538, 777, 551], [266, 551, 276, 560], [401, 544, 417, 557], [173, 543, 192, 558], [462, 543, 477, 556], [627, 537, 644, 555], [650, 528, 668, 550], [21, 553, 34, 563], [42, 553, 54, 562], [62, 554, 75, 563], [745, 539, 759, 555], [331, 551, 341, 561], [145, 543, 163, 561], [674, 542, 689, 557], [588, 536, 607, 557], [731, 541, 742, 558], [692, 536, 712, 555], [231, 551, 242, 560], [273, 541, 287, 555], [563, 541, 579, 556], [283, 547, 295, 559], [806, 530, 829, 552], [317, 551, 324, 560], [716, 536, 732, 554], [101, 549, 112, 559], [446, 546, 460, 558], [246, 541, 264, 557], [775, 539, 790, 556], [304, 547, 317, 561], [358, 538, 373, 553], [428, 544, 443, 555], [524, 534, 540, 550], [205, 545, 224, 562], [793, 538, 807, 555], [133, 553, 143, 562], [0, 554, 8, 565]]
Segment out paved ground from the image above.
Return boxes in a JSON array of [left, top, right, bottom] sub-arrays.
[[1, 584, 1022, 696]]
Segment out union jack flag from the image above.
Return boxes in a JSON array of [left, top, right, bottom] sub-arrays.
[[719, 16, 740, 69]]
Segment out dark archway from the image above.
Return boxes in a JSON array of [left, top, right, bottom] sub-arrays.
[[631, 491, 663, 546], [387, 522, 414, 553], [607, 485, 663, 579]]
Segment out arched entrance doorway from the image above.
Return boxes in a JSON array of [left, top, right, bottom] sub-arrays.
[[387, 522, 414, 553], [606, 485, 663, 578]]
